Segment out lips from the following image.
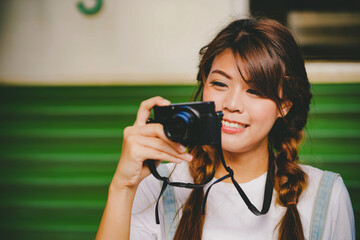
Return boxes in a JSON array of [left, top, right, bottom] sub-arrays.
[[221, 119, 249, 134]]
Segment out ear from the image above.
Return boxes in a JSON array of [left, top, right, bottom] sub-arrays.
[[278, 100, 292, 118]]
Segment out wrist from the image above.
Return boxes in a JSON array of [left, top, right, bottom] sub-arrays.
[[109, 178, 138, 196]]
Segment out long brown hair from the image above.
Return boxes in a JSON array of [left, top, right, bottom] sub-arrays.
[[173, 18, 312, 240]]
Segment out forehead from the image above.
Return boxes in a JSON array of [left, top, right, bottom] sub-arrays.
[[209, 49, 247, 80], [210, 49, 236, 70]]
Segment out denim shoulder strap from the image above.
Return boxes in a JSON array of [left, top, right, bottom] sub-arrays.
[[310, 170, 338, 240], [157, 164, 178, 240]]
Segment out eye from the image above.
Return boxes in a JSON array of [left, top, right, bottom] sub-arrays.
[[210, 81, 228, 88], [247, 89, 262, 96]]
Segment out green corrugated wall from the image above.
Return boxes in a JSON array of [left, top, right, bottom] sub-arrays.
[[0, 84, 359, 239]]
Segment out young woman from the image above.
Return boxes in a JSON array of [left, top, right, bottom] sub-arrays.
[[96, 18, 355, 240]]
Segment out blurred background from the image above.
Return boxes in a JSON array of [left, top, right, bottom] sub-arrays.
[[0, 0, 359, 239]]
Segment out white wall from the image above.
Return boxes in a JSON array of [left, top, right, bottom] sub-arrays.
[[0, 0, 249, 85]]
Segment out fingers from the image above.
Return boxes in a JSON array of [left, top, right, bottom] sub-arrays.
[[123, 125, 192, 162], [142, 147, 190, 164], [123, 125, 192, 163], [123, 136, 191, 166], [134, 96, 171, 127], [138, 136, 193, 162], [127, 123, 186, 154], [138, 123, 172, 144]]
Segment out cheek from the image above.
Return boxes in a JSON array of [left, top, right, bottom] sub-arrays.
[[202, 87, 224, 112], [249, 100, 279, 123], [202, 84, 212, 101]]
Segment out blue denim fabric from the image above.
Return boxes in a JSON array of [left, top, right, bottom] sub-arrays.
[[158, 164, 179, 240], [310, 171, 338, 240]]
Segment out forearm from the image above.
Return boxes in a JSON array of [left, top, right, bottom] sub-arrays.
[[95, 96, 182, 239], [95, 182, 138, 240]]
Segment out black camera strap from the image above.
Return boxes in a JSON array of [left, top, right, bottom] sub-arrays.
[[146, 110, 274, 224], [147, 143, 274, 224], [146, 160, 214, 224], [201, 143, 274, 215]]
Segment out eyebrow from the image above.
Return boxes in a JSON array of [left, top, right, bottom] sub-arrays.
[[210, 69, 232, 80]]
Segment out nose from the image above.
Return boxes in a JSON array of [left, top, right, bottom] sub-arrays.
[[223, 88, 244, 113]]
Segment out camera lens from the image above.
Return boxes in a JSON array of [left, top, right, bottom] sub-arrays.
[[164, 107, 200, 143]]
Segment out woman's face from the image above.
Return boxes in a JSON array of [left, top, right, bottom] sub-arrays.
[[202, 49, 281, 155]]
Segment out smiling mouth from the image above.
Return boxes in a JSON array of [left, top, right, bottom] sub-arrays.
[[221, 120, 249, 129]]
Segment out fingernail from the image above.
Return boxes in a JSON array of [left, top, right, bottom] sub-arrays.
[[185, 153, 193, 161], [178, 144, 186, 152]]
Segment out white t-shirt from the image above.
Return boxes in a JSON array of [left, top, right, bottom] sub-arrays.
[[130, 162, 355, 240]]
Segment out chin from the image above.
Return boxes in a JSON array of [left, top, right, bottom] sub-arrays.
[[220, 134, 269, 155], [221, 138, 249, 154]]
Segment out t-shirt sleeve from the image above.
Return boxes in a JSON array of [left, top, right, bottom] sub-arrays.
[[130, 174, 161, 240], [323, 175, 356, 240]]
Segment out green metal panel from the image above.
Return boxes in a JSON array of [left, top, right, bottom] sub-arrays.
[[0, 84, 359, 239]]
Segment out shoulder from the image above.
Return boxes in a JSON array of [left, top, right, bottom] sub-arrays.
[[299, 164, 355, 239], [297, 164, 326, 205], [299, 164, 344, 195], [299, 164, 347, 203], [299, 164, 347, 199], [300, 164, 327, 184]]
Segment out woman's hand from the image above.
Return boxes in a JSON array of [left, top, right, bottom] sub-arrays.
[[111, 96, 193, 190]]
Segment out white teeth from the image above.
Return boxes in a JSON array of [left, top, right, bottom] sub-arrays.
[[222, 120, 246, 129]]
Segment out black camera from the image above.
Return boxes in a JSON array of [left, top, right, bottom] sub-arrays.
[[149, 101, 223, 146]]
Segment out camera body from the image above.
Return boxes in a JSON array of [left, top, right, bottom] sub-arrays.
[[150, 101, 223, 146]]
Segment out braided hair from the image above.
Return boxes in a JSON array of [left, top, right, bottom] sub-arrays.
[[174, 18, 312, 240]]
